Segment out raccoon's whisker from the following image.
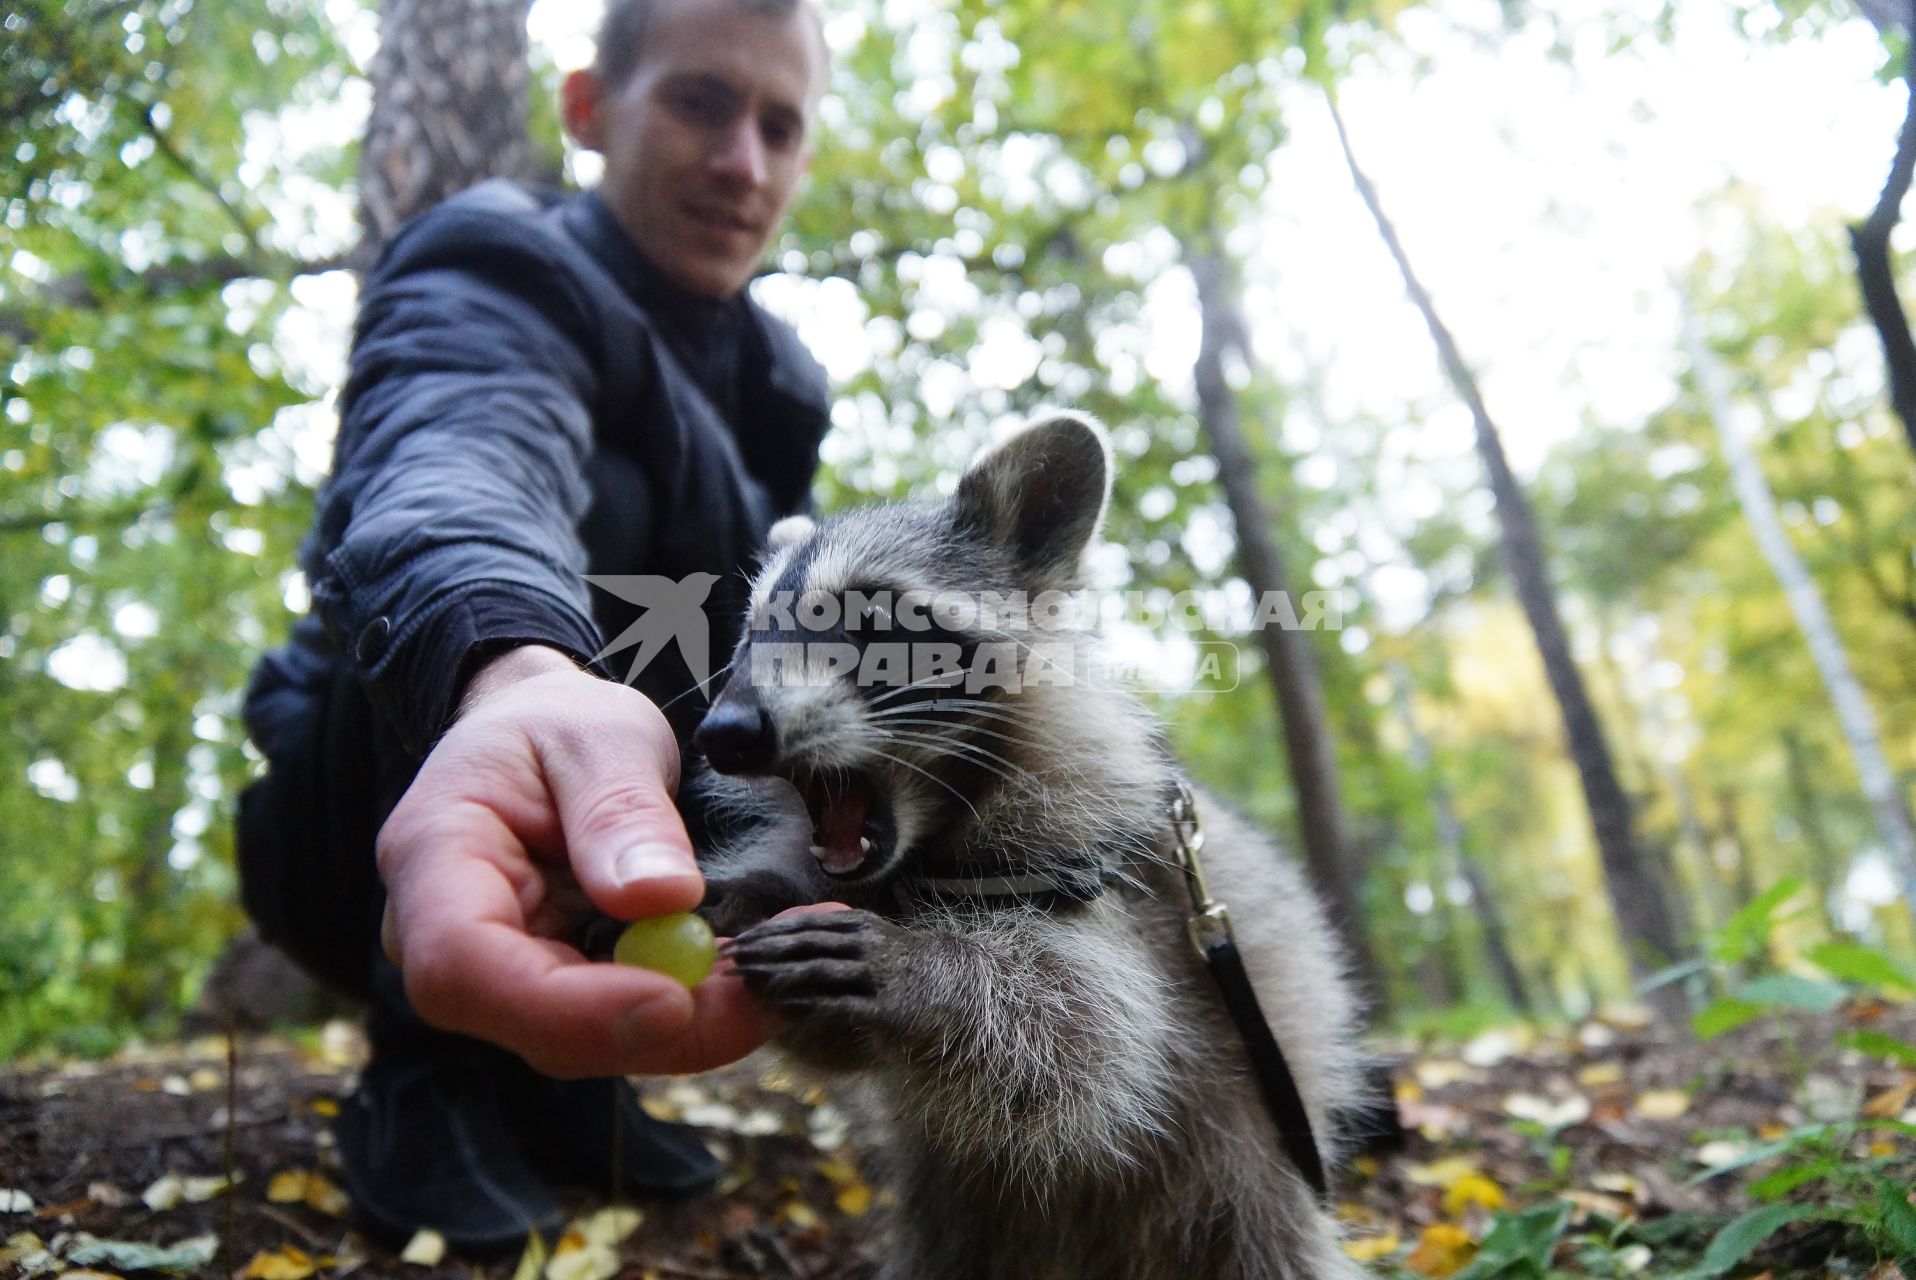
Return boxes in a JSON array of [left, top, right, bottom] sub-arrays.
[[655, 658, 734, 713], [866, 668, 974, 707], [880, 698, 1042, 727], [866, 747, 980, 817], [869, 715, 1039, 752], [877, 728, 1026, 781], [871, 728, 1028, 783]]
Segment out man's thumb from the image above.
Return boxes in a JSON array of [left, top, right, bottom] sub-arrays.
[[541, 689, 706, 920]]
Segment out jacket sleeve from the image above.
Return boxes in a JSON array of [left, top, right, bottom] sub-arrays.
[[306, 203, 627, 756]]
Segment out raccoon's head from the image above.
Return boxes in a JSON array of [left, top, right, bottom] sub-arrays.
[[693, 411, 1113, 887]]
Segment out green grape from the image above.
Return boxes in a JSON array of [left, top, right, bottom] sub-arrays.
[[613, 912, 717, 988]]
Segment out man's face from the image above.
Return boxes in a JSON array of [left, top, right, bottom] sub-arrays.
[[566, 0, 823, 299]]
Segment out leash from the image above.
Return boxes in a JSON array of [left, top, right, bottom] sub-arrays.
[[1169, 779, 1330, 1199]]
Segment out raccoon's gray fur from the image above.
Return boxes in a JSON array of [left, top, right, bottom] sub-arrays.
[[692, 414, 1369, 1280]]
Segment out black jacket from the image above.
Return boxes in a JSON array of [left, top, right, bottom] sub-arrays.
[[237, 181, 830, 993]]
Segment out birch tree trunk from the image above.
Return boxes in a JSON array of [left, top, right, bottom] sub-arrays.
[[359, 0, 538, 252], [1187, 242, 1384, 1000], [1680, 309, 1916, 917], [1326, 96, 1689, 1013]]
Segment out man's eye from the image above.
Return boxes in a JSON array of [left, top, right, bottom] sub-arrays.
[[761, 119, 799, 152], [671, 86, 732, 124]]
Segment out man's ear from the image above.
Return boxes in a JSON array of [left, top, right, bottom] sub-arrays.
[[561, 68, 606, 151], [951, 411, 1112, 590]]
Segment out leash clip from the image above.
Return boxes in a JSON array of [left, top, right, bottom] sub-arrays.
[[1171, 779, 1232, 955]]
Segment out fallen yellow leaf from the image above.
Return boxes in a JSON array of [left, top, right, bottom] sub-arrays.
[[573, 1207, 641, 1250], [1633, 1089, 1690, 1120], [1442, 1173, 1505, 1218], [1405, 1223, 1476, 1277], [1404, 1157, 1482, 1189], [777, 1200, 820, 1231], [308, 1097, 340, 1119], [816, 1155, 873, 1216], [1575, 1062, 1624, 1087], [544, 1227, 620, 1280], [1343, 1232, 1401, 1261], [1864, 1077, 1916, 1119], [1562, 1188, 1635, 1220], [240, 1245, 317, 1280], [510, 1231, 548, 1280], [1868, 1139, 1898, 1158], [301, 1174, 349, 1218], [399, 1228, 446, 1267], [265, 1171, 308, 1204]]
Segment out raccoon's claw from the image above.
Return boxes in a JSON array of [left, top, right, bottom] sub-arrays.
[[727, 910, 888, 1027]]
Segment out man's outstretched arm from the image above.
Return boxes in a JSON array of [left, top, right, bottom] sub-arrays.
[[377, 644, 769, 1077]]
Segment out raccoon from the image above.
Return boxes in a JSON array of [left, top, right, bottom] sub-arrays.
[[691, 413, 1369, 1280]]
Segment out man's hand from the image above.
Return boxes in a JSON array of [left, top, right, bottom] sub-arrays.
[[376, 645, 766, 1077]]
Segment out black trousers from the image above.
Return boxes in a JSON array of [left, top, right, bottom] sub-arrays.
[[236, 668, 410, 1006]]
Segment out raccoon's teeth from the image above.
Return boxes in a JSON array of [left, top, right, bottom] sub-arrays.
[[859, 836, 873, 854]]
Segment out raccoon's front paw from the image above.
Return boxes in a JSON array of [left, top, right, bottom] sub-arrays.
[[724, 909, 893, 1032]]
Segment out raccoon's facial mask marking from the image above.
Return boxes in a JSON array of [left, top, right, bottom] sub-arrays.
[[696, 413, 1114, 885]]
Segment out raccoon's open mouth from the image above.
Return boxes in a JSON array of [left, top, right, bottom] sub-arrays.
[[792, 769, 896, 880]]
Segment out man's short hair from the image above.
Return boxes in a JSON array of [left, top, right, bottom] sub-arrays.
[[594, 0, 827, 90]]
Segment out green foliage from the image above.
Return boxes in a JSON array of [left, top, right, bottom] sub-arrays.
[[2, 0, 351, 1055], [1693, 1204, 1820, 1277], [1453, 1202, 1572, 1279]]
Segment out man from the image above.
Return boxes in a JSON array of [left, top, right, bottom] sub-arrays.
[[237, 0, 831, 1254]]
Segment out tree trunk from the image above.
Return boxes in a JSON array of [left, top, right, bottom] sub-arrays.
[[1185, 241, 1383, 1001], [358, 0, 538, 252], [1385, 663, 1534, 1014], [123, 717, 193, 1024], [1681, 309, 1916, 918], [1848, 29, 1916, 457], [1781, 729, 1846, 934], [1326, 96, 1689, 1014]]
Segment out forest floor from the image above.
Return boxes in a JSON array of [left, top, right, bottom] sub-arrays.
[[4, 1001, 1915, 1280]]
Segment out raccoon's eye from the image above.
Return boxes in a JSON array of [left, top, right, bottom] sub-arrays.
[[844, 588, 892, 634]]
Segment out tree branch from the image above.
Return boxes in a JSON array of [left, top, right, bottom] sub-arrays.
[[139, 105, 265, 255], [0, 250, 356, 346], [1848, 32, 1916, 456]]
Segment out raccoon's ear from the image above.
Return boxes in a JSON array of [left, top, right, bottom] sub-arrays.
[[952, 412, 1112, 587], [766, 514, 816, 551]]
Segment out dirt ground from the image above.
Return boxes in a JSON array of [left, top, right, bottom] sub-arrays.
[[3, 1002, 1914, 1278]]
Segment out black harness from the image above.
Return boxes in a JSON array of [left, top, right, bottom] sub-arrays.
[[895, 779, 1330, 1199]]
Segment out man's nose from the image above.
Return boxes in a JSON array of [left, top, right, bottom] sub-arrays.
[[711, 117, 767, 187], [695, 691, 778, 774]]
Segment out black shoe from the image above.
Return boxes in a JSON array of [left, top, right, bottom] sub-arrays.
[[335, 1046, 565, 1258], [511, 1074, 723, 1197]]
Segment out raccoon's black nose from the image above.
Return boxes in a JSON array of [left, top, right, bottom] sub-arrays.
[[694, 700, 778, 774]]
